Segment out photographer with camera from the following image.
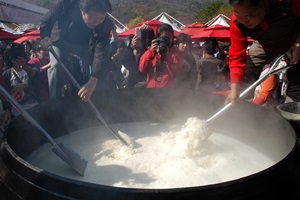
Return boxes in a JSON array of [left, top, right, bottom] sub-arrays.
[[139, 24, 184, 88]]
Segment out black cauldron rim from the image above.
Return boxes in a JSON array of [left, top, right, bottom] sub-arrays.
[[1, 89, 300, 200]]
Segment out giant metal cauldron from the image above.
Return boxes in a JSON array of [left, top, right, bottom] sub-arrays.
[[0, 89, 300, 200]]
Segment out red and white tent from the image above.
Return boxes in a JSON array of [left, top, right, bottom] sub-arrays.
[[14, 29, 40, 43], [191, 24, 230, 42], [180, 22, 207, 36]]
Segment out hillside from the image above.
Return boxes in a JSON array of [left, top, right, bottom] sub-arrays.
[[109, 0, 203, 24], [24, 0, 214, 25]]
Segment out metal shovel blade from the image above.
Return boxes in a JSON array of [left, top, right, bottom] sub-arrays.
[[52, 142, 88, 176], [0, 85, 87, 176]]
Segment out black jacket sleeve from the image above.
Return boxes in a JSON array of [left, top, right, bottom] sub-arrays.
[[40, 0, 76, 39], [89, 16, 114, 79]]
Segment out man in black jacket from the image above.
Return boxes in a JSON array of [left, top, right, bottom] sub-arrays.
[[40, 0, 114, 101]]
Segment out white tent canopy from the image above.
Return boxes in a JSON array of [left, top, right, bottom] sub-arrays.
[[0, 22, 23, 34], [205, 14, 230, 27], [0, 0, 48, 25], [152, 12, 184, 32], [15, 23, 39, 32]]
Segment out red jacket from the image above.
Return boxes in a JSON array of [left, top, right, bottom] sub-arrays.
[[229, 0, 300, 84], [139, 46, 184, 88]]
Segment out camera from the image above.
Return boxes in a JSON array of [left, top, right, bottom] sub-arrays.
[[156, 36, 169, 56]]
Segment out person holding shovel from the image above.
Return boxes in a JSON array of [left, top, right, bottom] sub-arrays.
[[225, 0, 300, 105], [40, 0, 114, 101]]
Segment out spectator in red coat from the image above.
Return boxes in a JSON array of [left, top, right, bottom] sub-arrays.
[[139, 23, 184, 88]]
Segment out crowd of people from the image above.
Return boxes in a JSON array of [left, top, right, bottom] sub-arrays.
[[0, 0, 299, 134]]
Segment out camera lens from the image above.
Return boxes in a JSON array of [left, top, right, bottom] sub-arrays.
[[157, 36, 169, 56]]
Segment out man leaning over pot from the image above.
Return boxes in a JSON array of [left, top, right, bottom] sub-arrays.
[[225, 0, 300, 105], [40, 0, 114, 101]]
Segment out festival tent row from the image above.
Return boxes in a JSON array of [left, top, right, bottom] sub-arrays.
[[12, 13, 245, 45], [118, 12, 185, 38], [1, 0, 232, 44], [14, 18, 180, 44], [181, 14, 231, 42]]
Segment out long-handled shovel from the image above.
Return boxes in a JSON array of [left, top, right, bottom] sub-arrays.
[[45, 43, 131, 147], [0, 85, 87, 176], [206, 53, 294, 124]]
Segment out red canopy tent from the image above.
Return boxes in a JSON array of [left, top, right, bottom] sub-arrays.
[[180, 22, 207, 36], [14, 29, 40, 43], [118, 19, 180, 37], [191, 24, 230, 42], [0, 29, 21, 40]]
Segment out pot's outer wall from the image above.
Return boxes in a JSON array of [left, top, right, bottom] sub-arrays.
[[1, 89, 300, 200]]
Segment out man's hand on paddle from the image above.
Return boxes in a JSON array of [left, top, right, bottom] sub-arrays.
[[224, 83, 239, 106]]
